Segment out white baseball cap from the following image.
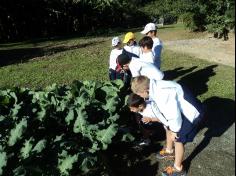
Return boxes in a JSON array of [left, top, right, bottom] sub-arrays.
[[112, 37, 121, 46], [141, 23, 156, 34]]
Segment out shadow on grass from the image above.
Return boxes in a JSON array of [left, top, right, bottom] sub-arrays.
[[164, 64, 234, 173], [163, 66, 198, 80], [171, 64, 235, 173], [178, 65, 218, 97], [164, 65, 218, 96], [183, 97, 235, 172], [0, 40, 106, 67]]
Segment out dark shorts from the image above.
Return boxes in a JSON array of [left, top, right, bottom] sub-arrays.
[[176, 85, 205, 144], [176, 114, 203, 144], [109, 68, 132, 88], [109, 68, 116, 81]]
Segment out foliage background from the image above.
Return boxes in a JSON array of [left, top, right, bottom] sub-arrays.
[[0, 0, 234, 42]]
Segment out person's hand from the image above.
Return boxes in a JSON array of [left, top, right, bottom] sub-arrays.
[[170, 131, 179, 142], [142, 117, 152, 124]]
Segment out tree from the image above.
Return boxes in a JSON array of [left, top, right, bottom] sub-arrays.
[[179, 0, 235, 40], [0, 0, 148, 42]]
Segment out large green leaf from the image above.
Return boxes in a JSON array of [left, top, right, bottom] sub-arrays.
[[0, 115, 5, 122], [10, 103, 22, 119], [73, 108, 88, 135], [0, 151, 7, 175], [106, 114, 119, 124], [121, 133, 135, 142], [112, 79, 124, 90], [0, 96, 10, 106], [79, 155, 97, 174], [58, 150, 78, 176], [8, 118, 28, 146], [102, 97, 120, 114], [36, 107, 47, 121], [32, 139, 47, 153], [20, 138, 34, 159], [96, 123, 118, 150], [65, 109, 74, 126]]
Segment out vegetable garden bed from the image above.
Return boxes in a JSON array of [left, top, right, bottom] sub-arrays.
[[0, 80, 148, 175]]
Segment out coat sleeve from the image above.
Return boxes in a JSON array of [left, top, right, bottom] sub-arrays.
[[129, 59, 141, 77], [152, 67, 164, 80], [158, 88, 183, 132]]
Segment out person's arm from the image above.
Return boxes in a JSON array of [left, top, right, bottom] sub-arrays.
[[152, 67, 164, 80], [163, 91, 182, 133], [142, 116, 161, 123], [129, 59, 141, 77], [153, 44, 162, 58], [150, 82, 182, 132]]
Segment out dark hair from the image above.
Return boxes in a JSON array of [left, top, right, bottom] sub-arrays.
[[127, 40, 137, 46], [138, 36, 153, 49], [147, 30, 157, 36], [117, 53, 132, 66], [127, 93, 145, 107]]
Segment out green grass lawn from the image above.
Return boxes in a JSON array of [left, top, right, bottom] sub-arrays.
[[0, 24, 234, 102]]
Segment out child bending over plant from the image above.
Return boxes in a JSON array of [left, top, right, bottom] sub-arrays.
[[130, 76, 205, 176]]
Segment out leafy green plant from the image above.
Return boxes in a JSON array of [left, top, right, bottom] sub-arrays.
[[0, 79, 133, 175]]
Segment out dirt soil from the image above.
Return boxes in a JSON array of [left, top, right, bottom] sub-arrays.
[[164, 34, 235, 67]]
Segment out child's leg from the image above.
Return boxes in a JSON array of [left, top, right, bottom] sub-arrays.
[[156, 129, 175, 159], [109, 69, 116, 80], [174, 141, 184, 171], [166, 129, 174, 152], [161, 142, 186, 175]]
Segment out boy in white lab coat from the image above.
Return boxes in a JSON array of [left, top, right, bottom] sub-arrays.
[[131, 75, 204, 176]]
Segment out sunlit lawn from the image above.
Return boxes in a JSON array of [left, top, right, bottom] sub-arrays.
[[0, 23, 234, 102]]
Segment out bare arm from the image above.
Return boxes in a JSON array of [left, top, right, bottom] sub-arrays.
[[142, 116, 161, 123]]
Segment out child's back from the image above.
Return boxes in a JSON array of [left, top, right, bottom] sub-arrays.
[[140, 23, 163, 69], [123, 32, 141, 58], [109, 48, 122, 70], [123, 42, 140, 58], [109, 37, 123, 80], [139, 36, 155, 64]]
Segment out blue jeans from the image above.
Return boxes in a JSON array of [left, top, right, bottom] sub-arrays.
[[109, 69, 116, 80]]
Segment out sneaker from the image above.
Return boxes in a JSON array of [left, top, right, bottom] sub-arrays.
[[161, 165, 187, 176], [156, 148, 175, 160], [137, 138, 151, 146], [132, 138, 151, 151]]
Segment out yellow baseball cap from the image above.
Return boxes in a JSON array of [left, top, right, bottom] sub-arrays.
[[123, 32, 135, 43]]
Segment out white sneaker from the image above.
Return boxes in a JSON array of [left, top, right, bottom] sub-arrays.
[[137, 138, 151, 146]]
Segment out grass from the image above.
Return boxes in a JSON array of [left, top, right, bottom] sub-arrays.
[[0, 23, 234, 102]]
